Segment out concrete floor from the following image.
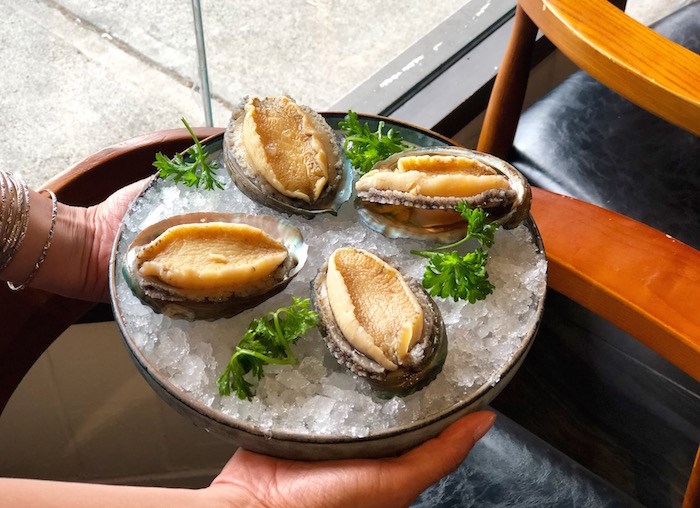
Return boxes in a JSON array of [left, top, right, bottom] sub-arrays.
[[1, 0, 464, 187], [0, 0, 689, 188]]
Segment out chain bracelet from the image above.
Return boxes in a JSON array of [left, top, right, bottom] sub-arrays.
[[7, 189, 58, 291]]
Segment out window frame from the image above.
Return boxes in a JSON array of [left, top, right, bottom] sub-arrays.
[[331, 0, 517, 132]]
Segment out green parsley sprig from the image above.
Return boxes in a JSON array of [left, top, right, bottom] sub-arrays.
[[338, 110, 410, 176], [217, 297, 319, 400], [411, 203, 500, 303], [153, 117, 224, 190]]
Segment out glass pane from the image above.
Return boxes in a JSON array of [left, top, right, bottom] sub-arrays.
[[2, 1, 467, 188], [2, 1, 204, 188], [199, 0, 467, 116]]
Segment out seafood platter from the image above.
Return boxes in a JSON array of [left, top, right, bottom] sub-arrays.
[[109, 96, 547, 460]]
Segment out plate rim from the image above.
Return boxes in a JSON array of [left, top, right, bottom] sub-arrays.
[[108, 112, 547, 447]]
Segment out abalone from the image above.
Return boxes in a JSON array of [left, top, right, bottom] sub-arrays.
[[312, 247, 447, 397], [123, 212, 307, 321], [223, 96, 352, 218], [355, 147, 531, 242]]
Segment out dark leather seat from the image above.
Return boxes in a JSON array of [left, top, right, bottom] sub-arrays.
[[491, 3, 700, 507], [416, 4, 699, 507], [510, 3, 699, 249]]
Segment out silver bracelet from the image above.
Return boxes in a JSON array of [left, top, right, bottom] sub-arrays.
[[7, 189, 58, 291], [0, 172, 31, 273], [0, 172, 19, 267], [0, 173, 21, 269], [0, 172, 8, 243]]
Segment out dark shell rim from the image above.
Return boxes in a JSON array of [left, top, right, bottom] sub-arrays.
[[109, 116, 546, 448], [122, 211, 308, 321], [356, 146, 532, 237], [222, 97, 353, 218], [310, 254, 448, 397]]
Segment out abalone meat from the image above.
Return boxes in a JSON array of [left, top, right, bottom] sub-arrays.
[[223, 96, 352, 218], [355, 147, 531, 241], [123, 212, 307, 321], [312, 247, 447, 397]]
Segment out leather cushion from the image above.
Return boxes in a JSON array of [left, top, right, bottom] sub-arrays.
[[511, 2, 700, 249], [494, 5, 700, 506], [414, 412, 638, 507]]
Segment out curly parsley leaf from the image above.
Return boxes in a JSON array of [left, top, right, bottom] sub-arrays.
[[152, 117, 224, 190], [419, 248, 494, 303], [412, 205, 500, 303], [217, 297, 319, 400], [338, 110, 410, 176], [450, 203, 499, 249]]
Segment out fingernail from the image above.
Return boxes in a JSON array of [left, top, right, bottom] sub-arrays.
[[472, 412, 496, 441]]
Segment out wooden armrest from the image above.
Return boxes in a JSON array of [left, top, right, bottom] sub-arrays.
[[0, 127, 224, 415], [41, 127, 224, 203], [531, 187, 700, 380], [521, 0, 700, 135]]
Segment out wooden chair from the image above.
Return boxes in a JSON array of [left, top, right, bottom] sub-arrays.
[[474, 0, 699, 506]]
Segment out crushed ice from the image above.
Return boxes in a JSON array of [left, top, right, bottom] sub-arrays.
[[114, 155, 547, 438]]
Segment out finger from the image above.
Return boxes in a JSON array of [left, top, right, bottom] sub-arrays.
[[390, 410, 496, 496], [216, 447, 273, 479], [108, 176, 154, 212]]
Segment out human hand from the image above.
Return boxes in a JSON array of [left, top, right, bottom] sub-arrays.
[[206, 410, 496, 508], [83, 177, 152, 302]]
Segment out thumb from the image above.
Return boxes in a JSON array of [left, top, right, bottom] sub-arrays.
[[392, 410, 495, 495]]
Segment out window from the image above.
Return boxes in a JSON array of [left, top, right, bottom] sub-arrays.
[[3, 0, 511, 188]]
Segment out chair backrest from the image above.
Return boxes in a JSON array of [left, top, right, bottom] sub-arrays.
[[476, 1, 700, 505], [478, 0, 700, 387], [478, 0, 700, 158], [0, 127, 222, 415]]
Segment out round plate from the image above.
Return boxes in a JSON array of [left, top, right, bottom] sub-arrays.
[[109, 112, 547, 460]]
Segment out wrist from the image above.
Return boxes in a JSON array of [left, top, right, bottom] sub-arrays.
[[1, 187, 95, 300], [2, 186, 62, 287], [6, 189, 57, 290], [31, 198, 93, 300]]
